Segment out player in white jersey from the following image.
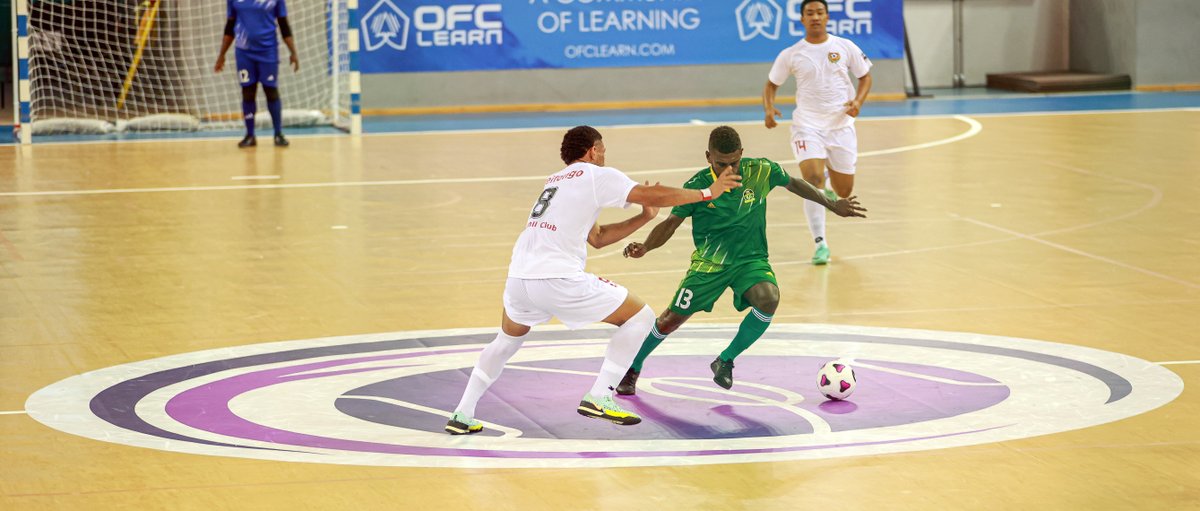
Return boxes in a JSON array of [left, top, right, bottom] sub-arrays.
[[446, 126, 743, 435], [762, 0, 873, 265]]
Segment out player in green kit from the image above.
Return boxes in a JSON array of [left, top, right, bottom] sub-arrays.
[[617, 126, 866, 393]]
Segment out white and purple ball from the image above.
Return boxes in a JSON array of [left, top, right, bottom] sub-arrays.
[[817, 359, 858, 400]]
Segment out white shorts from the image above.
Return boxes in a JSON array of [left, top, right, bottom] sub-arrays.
[[503, 274, 629, 329], [789, 124, 859, 174]]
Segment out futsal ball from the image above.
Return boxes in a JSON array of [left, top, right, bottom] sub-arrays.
[[817, 359, 857, 400]]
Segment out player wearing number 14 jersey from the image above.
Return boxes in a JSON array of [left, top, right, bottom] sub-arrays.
[[445, 126, 743, 435], [617, 126, 866, 395]]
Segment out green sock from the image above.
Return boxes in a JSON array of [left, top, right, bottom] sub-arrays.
[[630, 325, 667, 372], [719, 308, 772, 362]]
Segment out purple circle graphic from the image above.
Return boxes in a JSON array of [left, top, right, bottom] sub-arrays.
[[24, 325, 1183, 468]]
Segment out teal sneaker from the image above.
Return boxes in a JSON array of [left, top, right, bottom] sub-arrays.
[[445, 411, 483, 435], [578, 393, 642, 425], [812, 244, 831, 265]]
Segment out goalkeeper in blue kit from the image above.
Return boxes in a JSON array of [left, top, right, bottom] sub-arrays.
[[214, 0, 299, 148]]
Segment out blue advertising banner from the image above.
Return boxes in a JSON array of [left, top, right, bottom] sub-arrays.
[[358, 0, 904, 73]]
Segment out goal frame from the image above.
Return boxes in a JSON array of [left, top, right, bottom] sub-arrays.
[[11, 0, 361, 145]]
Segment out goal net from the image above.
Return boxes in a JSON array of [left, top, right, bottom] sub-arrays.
[[24, 0, 351, 135]]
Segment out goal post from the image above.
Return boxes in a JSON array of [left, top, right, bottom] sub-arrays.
[[13, 0, 360, 144]]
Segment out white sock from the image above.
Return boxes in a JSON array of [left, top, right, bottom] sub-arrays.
[[455, 331, 525, 418], [589, 305, 656, 397], [803, 198, 827, 247]]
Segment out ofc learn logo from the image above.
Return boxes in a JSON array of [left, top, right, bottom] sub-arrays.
[[361, 1, 502, 52], [737, 0, 874, 41], [736, 0, 783, 41]]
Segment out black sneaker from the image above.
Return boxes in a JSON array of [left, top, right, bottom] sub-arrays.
[[237, 134, 256, 148], [273, 134, 289, 147], [616, 368, 640, 396], [710, 357, 734, 389]]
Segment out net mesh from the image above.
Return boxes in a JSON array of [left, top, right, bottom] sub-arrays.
[[26, 0, 349, 133]]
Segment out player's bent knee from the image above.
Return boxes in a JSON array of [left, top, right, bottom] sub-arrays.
[[748, 285, 780, 314], [752, 296, 780, 315], [603, 294, 649, 326], [657, 311, 689, 335], [500, 311, 532, 337]]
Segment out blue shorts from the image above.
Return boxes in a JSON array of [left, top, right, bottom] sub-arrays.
[[235, 51, 278, 88]]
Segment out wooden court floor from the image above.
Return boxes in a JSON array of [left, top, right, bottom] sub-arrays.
[[2, 111, 1199, 509]]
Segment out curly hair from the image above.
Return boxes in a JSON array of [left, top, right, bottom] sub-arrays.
[[708, 126, 742, 154], [560, 126, 602, 164]]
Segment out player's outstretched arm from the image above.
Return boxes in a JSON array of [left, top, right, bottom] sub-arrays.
[[623, 214, 685, 259], [587, 201, 659, 249], [626, 173, 741, 207], [785, 177, 868, 218]]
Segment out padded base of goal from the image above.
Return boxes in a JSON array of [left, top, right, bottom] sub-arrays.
[[31, 119, 116, 135], [986, 71, 1132, 93], [254, 109, 327, 129], [120, 114, 201, 132]]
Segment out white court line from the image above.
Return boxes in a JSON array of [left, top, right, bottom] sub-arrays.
[[852, 361, 1006, 386], [337, 395, 525, 437], [374, 107, 1191, 137], [1034, 162, 1164, 236], [699, 298, 1200, 323], [7, 104, 1191, 148], [402, 157, 1163, 279], [0, 116, 982, 198], [1156, 360, 1200, 366], [0, 410, 27, 415], [939, 107, 1200, 120], [958, 216, 1200, 291], [851, 115, 982, 158]]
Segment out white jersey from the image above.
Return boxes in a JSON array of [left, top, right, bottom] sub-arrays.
[[508, 162, 638, 279], [768, 35, 872, 131]]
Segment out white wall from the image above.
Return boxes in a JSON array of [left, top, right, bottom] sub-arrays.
[[905, 0, 1070, 89], [1134, 0, 1200, 86]]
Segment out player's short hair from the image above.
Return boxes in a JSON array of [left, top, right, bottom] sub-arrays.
[[800, 0, 828, 12], [560, 126, 602, 165], [708, 126, 742, 154]]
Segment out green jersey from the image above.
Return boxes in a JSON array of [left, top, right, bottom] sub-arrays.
[[670, 158, 791, 273]]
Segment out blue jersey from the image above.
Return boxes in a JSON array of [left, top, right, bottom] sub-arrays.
[[228, 0, 287, 61]]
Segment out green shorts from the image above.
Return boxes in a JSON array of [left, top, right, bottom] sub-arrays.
[[668, 259, 778, 315]]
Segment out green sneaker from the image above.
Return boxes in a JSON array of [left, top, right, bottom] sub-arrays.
[[710, 357, 735, 389], [812, 244, 831, 265], [445, 411, 483, 435], [578, 393, 642, 425], [824, 188, 838, 202]]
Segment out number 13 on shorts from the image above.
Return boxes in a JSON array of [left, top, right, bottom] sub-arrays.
[[674, 288, 693, 310]]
